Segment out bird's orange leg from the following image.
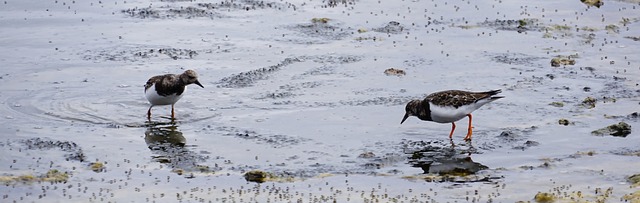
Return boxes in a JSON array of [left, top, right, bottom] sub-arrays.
[[147, 106, 153, 120], [464, 114, 473, 141], [448, 122, 456, 140], [171, 104, 176, 119]]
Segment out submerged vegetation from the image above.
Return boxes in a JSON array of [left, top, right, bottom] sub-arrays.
[[0, 170, 69, 184]]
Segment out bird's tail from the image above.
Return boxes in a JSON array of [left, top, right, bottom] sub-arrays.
[[481, 89, 504, 101]]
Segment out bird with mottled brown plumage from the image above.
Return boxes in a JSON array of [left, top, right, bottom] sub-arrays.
[[401, 89, 504, 141], [144, 70, 204, 120]]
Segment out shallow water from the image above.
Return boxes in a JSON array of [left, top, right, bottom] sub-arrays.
[[1, 0, 639, 202]]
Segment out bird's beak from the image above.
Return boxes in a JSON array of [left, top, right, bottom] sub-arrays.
[[194, 80, 204, 88], [400, 113, 409, 124]]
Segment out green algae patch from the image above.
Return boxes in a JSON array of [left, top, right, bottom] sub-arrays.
[[628, 174, 640, 186], [243, 170, 296, 183], [558, 119, 570, 126], [90, 162, 106, 172], [171, 168, 185, 175], [42, 169, 69, 183], [580, 0, 603, 8], [534, 192, 555, 203], [311, 17, 330, 24], [457, 25, 477, 29], [243, 170, 275, 183], [605, 24, 620, 34], [623, 191, 640, 203], [0, 169, 69, 184], [591, 122, 632, 137], [550, 56, 576, 67], [582, 97, 597, 109], [549, 101, 564, 107], [525, 187, 615, 203], [195, 165, 214, 173], [550, 57, 575, 67], [383, 68, 406, 76], [575, 150, 596, 156], [580, 26, 598, 32]]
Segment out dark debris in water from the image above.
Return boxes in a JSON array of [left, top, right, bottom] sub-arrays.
[[279, 81, 323, 91], [591, 122, 632, 137], [308, 54, 362, 64], [216, 57, 302, 88], [21, 138, 86, 162], [286, 20, 352, 42], [490, 52, 545, 67], [255, 91, 296, 100], [598, 82, 640, 99], [217, 55, 361, 88], [82, 46, 202, 62], [216, 126, 309, 148], [372, 21, 406, 34], [480, 19, 542, 33], [611, 148, 640, 157], [605, 112, 639, 121], [197, 0, 297, 12], [121, 7, 162, 19], [123, 0, 301, 20], [122, 4, 221, 19], [495, 127, 539, 150], [272, 95, 414, 108], [338, 96, 413, 106], [403, 58, 430, 67], [625, 36, 640, 41], [325, 0, 357, 8]]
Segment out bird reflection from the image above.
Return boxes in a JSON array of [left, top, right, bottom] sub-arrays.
[[144, 122, 186, 150], [144, 121, 210, 176], [406, 140, 487, 179]]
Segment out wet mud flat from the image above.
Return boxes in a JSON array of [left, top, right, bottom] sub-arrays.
[[1, 0, 639, 202]]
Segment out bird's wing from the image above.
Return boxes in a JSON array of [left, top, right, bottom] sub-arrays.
[[144, 76, 163, 92], [425, 90, 492, 108]]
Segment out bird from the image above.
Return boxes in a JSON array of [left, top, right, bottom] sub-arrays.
[[144, 69, 204, 119], [400, 89, 504, 141]]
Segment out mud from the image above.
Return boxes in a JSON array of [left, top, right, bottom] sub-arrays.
[[1, 0, 639, 202]]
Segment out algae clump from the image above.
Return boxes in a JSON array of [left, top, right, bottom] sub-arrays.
[[549, 101, 564, 107], [244, 170, 274, 183], [580, 0, 603, 8], [558, 119, 570, 126], [0, 169, 69, 184], [582, 97, 597, 109], [42, 169, 69, 183], [534, 192, 556, 203], [311, 17, 330, 24], [591, 122, 632, 137], [628, 174, 640, 185], [550, 57, 576, 67], [90, 162, 105, 172]]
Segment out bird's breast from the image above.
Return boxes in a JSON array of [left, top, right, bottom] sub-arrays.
[[427, 103, 475, 123], [145, 84, 185, 106]]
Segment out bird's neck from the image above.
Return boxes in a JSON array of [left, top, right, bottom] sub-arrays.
[[415, 100, 432, 121]]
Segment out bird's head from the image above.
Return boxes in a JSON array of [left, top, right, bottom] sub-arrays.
[[181, 70, 204, 88], [401, 100, 421, 124]]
